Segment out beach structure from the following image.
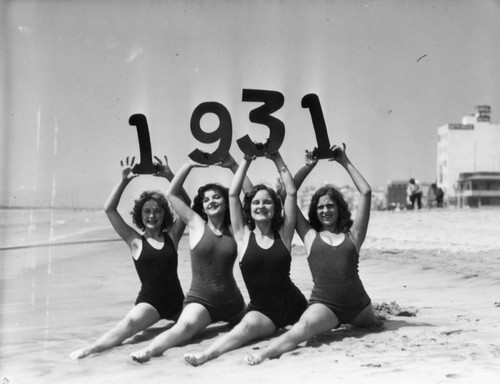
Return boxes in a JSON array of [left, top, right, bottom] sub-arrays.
[[437, 106, 500, 206], [455, 171, 500, 207], [386, 181, 407, 210]]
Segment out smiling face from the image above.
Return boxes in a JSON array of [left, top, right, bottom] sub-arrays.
[[250, 189, 275, 222], [202, 189, 227, 218], [141, 199, 165, 231], [316, 194, 339, 230]]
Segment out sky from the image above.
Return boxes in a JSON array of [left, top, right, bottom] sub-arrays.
[[1, 0, 500, 209]]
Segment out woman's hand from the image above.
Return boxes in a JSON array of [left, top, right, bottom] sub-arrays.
[[154, 155, 173, 178], [244, 153, 257, 162], [329, 143, 349, 165], [187, 158, 209, 169], [217, 153, 237, 169], [304, 150, 319, 169], [120, 157, 138, 181]]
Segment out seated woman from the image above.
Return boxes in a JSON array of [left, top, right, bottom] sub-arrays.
[[130, 154, 251, 363], [184, 151, 307, 366], [245, 143, 382, 365], [69, 156, 187, 359]]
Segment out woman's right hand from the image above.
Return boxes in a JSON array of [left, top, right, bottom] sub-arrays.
[[187, 158, 209, 169], [120, 157, 138, 181], [329, 143, 349, 165], [304, 150, 319, 168]]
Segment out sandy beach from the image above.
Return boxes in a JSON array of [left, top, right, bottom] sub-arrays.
[[1, 207, 500, 383]]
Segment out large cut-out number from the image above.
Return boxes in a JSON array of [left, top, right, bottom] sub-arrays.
[[301, 94, 336, 159], [236, 89, 285, 157], [129, 114, 157, 174], [188, 102, 232, 165]]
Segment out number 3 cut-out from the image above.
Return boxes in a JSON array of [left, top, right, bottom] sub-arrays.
[[236, 89, 285, 157]]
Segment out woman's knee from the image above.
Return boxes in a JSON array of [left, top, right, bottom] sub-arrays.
[[174, 319, 202, 337], [352, 304, 376, 327], [237, 315, 274, 339]]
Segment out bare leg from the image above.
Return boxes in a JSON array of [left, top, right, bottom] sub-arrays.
[[69, 303, 160, 359], [245, 304, 338, 365], [131, 303, 211, 363], [184, 311, 275, 367]]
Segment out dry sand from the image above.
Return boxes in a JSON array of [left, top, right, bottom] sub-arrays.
[[1, 207, 499, 383]]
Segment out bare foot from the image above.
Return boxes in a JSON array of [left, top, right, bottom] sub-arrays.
[[366, 319, 385, 332], [69, 347, 91, 360], [184, 353, 208, 367], [244, 353, 264, 366], [130, 349, 152, 363]]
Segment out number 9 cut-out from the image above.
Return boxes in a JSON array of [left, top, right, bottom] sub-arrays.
[[188, 102, 232, 165]]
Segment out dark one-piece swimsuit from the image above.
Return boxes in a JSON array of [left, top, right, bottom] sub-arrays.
[[133, 233, 184, 320], [239, 232, 307, 329], [308, 233, 371, 324], [183, 223, 245, 323]]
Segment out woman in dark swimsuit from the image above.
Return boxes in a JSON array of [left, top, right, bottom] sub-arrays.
[[70, 156, 188, 359], [184, 151, 306, 366], [245, 144, 381, 365], [130, 154, 251, 363]]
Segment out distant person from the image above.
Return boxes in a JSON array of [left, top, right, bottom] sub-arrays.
[[434, 184, 444, 208], [407, 178, 422, 210], [183, 151, 307, 366], [427, 183, 437, 208], [428, 183, 444, 209], [130, 154, 252, 363], [244, 144, 381, 365], [70, 156, 188, 359]]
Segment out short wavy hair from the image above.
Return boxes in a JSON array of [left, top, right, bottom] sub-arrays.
[[131, 190, 173, 231], [308, 185, 352, 233], [192, 183, 231, 226], [243, 184, 284, 232]]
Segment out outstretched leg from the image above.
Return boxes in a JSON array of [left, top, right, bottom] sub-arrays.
[[245, 303, 338, 365], [184, 311, 275, 366], [69, 303, 160, 359], [131, 303, 211, 363]]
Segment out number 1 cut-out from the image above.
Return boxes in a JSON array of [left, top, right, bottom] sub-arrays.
[[301, 94, 337, 159], [129, 114, 157, 174]]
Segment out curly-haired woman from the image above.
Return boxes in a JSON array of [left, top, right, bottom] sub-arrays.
[[70, 156, 188, 359]]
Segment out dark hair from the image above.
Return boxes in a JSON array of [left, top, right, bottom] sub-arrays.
[[131, 190, 173, 231], [243, 184, 284, 232], [192, 183, 231, 226], [308, 185, 352, 233]]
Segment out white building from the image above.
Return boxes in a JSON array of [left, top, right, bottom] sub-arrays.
[[437, 106, 500, 204]]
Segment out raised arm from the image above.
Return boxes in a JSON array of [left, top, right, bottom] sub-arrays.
[[331, 144, 371, 250], [154, 155, 190, 247], [269, 152, 296, 247], [166, 160, 205, 231], [218, 153, 254, 193], [228, 155, 253, 240], [104, 157, 140, 247], [293, 150, 318, 190], [293, 151, 318, 241]]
